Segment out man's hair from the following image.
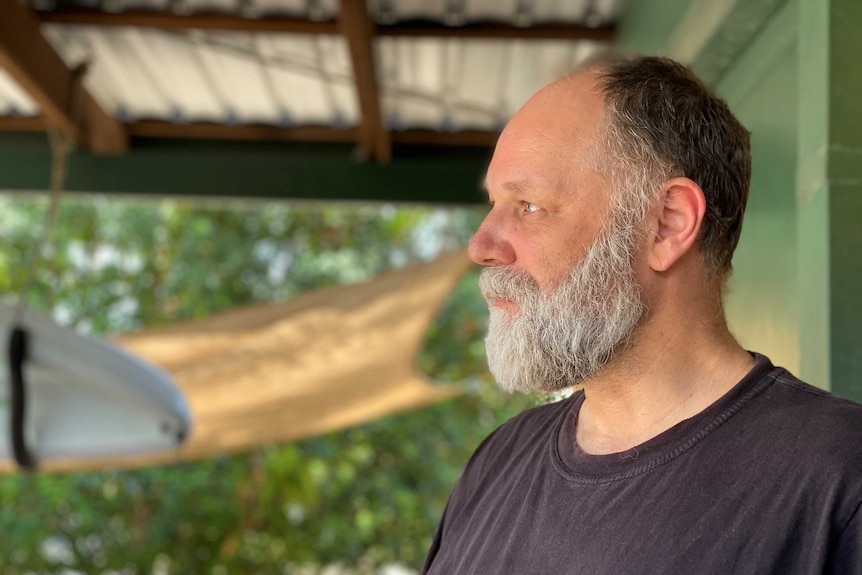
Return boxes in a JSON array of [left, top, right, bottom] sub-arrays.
[[591, 55, 752, 281]]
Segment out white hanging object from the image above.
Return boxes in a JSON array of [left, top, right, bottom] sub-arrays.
[[0, 302, 192, 468]]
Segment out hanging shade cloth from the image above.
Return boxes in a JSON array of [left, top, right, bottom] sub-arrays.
[[2, 249, 471, 472]]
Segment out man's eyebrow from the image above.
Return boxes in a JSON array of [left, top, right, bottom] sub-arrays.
[[481, 179, 547, 204], [482, 180, 537, 195], [502, 180, 534, 195]]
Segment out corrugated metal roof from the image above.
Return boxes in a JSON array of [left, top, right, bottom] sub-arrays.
[[0, 68, 39, 117], [42, 25, 358, 125], [373, 0, 610, 25], [1, 0, 622, 131], [32, 0, 620, 22], [379, 37, 605, 131]]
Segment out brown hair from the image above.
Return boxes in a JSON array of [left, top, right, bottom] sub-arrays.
[[594, 55, 752, 280]]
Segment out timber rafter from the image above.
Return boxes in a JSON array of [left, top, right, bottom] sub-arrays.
[[0, 0, 128, 154]]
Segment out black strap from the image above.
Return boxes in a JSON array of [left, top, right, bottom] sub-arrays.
[[9, 326, 37, 470]]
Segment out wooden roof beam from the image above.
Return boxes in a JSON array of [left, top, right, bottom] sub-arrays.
[[126, 121, 359, 143], [339, 0, 391, 164], [0, 116, 47, 132], [390, 128, 498, 148], [121, 120, 496, 147], [0, 0, 128, 154], [35, 9, 614, 41], [376, 21, 615, 41], [36, 8, 339, 35]]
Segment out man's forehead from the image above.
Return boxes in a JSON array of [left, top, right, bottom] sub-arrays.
[[480, 72, 606, 200], [485, 127, 570, 189], [494, 75, 603, 150], [520, 71, 604, 124]]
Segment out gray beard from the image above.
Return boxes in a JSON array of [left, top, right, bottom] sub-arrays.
[[479, 214, 646, 394]]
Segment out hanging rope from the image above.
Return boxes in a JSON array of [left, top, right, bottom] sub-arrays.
[[6, 63, 86, 470], [12, 127, 73, 325]]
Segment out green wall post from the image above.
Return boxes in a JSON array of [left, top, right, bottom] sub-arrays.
[[715, 0, 800, 376], [797, 0, 862, 397]]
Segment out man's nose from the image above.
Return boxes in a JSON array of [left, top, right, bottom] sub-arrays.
[[468, 212, 515, 266]]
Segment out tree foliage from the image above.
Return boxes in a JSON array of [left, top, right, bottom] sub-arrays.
[[0, 194, 537, 574]]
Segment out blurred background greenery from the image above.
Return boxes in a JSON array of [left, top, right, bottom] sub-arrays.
[[0, 194, 538, 575]]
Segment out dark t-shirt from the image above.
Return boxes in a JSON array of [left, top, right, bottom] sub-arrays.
[[422, 354, 862, 574]]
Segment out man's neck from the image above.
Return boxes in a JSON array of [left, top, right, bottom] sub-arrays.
[[574, 317, 755, 456]]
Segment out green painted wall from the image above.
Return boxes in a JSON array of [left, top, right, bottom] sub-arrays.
[[619, 0, 862, 399], [620, 0, 804, 376], [797, 0, 862, 398], [0, 135, 491, 205], [615, 0, 692, 55], [717, 0, 800, 375]]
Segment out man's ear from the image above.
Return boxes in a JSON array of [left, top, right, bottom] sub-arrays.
[[648, 177, 706, 272]]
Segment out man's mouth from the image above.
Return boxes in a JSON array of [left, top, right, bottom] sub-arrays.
[[490, 298, 519, 311]]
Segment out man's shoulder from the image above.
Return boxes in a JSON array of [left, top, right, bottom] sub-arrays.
[[751, 365, 862, 468], [764, 368, 862, 431]]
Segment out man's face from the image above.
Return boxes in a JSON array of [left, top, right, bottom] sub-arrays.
[[468, 73, 648, 393], [469, 76, 610, 292]]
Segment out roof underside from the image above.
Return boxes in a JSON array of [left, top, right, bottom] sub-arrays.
[[0, 0, 624, 202]]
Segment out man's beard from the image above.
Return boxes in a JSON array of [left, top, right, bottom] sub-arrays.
[[479, 210, 646, 394]]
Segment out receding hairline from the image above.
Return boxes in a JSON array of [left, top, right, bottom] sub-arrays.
[[535, 67, 619, 185]]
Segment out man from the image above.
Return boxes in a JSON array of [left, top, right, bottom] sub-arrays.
[[421, 56, 862, 574]]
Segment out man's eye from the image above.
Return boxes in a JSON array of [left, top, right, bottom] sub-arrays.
[[523, 202, 541, 214]]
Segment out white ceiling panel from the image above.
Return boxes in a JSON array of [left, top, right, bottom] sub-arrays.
[[258, 35, 339, 124], [379, 36, 604, 131], [105, 0, 171, 11], [252, 0, 310, 17], [318, 35, 359, 125], [374, 0, 449, 22], [191, 31, 283, 123], [0, 69, 40, 116], [463, 0, 520, 22]]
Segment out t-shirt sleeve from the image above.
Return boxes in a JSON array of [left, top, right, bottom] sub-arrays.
[[418, 398, 572, 574], [418, 427, 500, 574], [419, 499, 449, 575], [418, 413, 521, 574], [827, 499, 862, 574]]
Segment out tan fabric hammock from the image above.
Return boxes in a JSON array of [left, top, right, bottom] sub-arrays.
[[29, 249, 472, 472]]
